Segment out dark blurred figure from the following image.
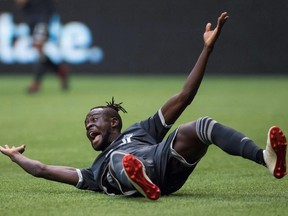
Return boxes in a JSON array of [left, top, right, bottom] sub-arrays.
[[15, 0, 69, 93]]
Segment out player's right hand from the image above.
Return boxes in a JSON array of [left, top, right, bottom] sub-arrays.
[[0, 144, 26, 158]]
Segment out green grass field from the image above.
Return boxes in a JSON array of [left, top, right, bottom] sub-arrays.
[[0, 74, 287, 216]]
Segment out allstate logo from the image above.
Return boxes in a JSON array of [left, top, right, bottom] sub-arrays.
[[0, 13, 104, 64]]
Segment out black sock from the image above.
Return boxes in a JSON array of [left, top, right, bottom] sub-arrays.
[[211, 122, 265, 165], [256, 149, 266, 166]]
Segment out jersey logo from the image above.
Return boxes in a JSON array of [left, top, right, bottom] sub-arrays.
[[121, 133, 133, 144]]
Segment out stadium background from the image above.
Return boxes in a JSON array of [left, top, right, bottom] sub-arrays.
[[0, 0, 287, 75]]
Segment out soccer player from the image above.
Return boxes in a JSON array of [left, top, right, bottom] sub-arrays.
[[15, 0, 68, 93], [0, 12, 286, 200]]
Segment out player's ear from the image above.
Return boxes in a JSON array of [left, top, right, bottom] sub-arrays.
[[110, 117, 119, 128]]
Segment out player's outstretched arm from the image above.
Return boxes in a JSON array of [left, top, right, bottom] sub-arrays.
[[0, 144, 79, 186], [161, 12, 229, 125]]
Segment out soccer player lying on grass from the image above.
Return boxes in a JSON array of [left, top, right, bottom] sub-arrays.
[[0, 12, 287, 200]]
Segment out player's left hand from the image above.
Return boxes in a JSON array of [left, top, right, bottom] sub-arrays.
[[204, 12, 229, 48]]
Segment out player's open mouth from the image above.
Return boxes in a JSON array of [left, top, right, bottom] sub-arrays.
[[88, 131, 103, 146], [89, 131, 98, 139]]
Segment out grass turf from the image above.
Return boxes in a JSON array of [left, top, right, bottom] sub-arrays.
[[0, 75, 287, 216]]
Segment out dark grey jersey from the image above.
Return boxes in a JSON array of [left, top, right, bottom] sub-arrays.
[[21, 0, 55, 29], [77, 110, 172, 194], [77, 110, 198, 195]]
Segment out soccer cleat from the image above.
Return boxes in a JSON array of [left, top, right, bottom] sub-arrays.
[[27, 81, 40, 93], [263, 126, 287, 179], [122, 154, 161, 200]]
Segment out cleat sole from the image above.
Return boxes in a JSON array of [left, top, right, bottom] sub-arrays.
[[122, 154, 161, 200], [269, 126, 287, 179]]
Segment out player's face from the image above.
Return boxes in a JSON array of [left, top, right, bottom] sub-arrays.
[[85, 108, 114, 151]]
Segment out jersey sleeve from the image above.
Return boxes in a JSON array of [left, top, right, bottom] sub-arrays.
[[75, 168, 101, 192], [139, 109, 172, 142]]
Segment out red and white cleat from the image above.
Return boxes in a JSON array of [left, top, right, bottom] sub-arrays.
[[122, 154, 161, 200], [264, 126, 287, 179]]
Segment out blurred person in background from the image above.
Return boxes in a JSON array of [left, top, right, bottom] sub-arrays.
[[15, 0, 69, 93]]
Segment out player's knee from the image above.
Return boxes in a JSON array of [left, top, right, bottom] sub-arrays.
[[173, 121, 209, 164], [195, 116, 218, 146]]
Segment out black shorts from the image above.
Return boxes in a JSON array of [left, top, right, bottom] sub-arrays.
[[153, 128, 199, 195]]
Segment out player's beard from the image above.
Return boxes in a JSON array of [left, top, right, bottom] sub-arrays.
[[91, 132, 111, 151]]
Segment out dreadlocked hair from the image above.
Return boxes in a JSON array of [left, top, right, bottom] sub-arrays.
[[89, 97, 127, 131], [90, 97, 127, 113], [105, 97, 127, 113]]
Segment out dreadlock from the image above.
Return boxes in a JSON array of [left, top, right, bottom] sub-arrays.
[[88, 97, 127, 131], [105, 97, 127, 114], [90, 97, 127, 113]]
